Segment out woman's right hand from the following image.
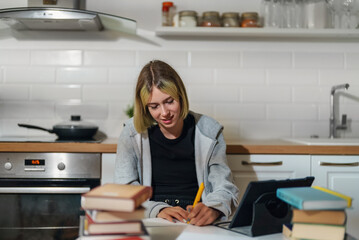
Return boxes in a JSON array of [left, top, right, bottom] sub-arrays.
[[157, 206, 189, 223]]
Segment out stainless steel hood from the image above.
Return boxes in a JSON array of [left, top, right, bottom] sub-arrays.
[[0, 0, 136, 34]]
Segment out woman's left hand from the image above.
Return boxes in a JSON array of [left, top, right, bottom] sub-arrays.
[[186, 202, 221, 226]]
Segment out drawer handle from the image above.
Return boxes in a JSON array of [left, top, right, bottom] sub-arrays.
[[241, 161, 283, 166], [320, 162, 359, 167]]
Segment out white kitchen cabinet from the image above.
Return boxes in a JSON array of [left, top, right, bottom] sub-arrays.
[[227, 154, 311, 201], [101, 153, 116, 185], [311, 155, 359, 238]]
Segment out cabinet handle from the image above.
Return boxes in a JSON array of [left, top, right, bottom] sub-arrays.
[[320, 162, 359, 167], [241, 161, 283, 166]]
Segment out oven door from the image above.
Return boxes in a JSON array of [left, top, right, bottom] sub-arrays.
[[0, 179, 100, 240]]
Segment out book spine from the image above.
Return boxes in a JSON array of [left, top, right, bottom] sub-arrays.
[[134, 188, 152, 208], [277, 189, 303, 209], [312, 186, 352, 208]]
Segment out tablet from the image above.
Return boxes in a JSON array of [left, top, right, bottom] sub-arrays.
[[216, 176, 315, 236]]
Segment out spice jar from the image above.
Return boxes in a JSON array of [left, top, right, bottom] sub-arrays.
[[201, 11, 221, 27], [162, 1, 174, 26], [179, 10, 198, 27], [222, 12, 240, 27], [241, 12, 259, 27]]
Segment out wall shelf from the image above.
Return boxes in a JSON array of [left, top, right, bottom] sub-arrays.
[[155, 27, 359, 39]]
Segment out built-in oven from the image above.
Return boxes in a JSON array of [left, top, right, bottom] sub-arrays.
[[0, 152, 101, 240]]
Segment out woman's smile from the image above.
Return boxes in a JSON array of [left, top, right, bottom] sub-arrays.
[[147, 86, 183, 139]]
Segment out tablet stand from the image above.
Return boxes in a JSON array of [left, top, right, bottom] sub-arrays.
[[245, 191, 292, 237]]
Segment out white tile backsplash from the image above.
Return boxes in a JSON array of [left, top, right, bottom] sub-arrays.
[[1, 31, 359, 139], [84, 50, 136, 66], [215, 104, 265, 120], [241, 86, 291, 103], [57, 67, 108, 84], [267, 104, 317, 120], [345, 52, 359, 69], [267, 69, 318, 85], [191, 52, 239, 68], [138, 51, 188, 67], [216, 69, 265, 85], [83, 85, 135, 101], [188, 86, 239, 102], [320, 69, 359, 86], [31, 85, 82, 100], [0, 101, 54, 119], [109, 67, 140, 84], [239, 121, 292, 139], [293, 86, 329, 103], [242, 52, 292, 69], [177, 68, 214, 86], [0, 50, 30, 65], [56, 102, 109, 120], [31, 50, 82, 66], [5, 66, 55, 83], [0, 85, 29, 100], [294, 52, 344, 68]]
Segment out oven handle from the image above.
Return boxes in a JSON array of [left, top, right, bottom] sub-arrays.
[[0, 187, 90, 194]]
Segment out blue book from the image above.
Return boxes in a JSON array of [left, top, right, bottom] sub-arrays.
[[276, 187, 347, 210]]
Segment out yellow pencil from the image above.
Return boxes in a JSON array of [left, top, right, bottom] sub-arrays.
[[187, 182, 205, 224], [193, 182, 205, 208]]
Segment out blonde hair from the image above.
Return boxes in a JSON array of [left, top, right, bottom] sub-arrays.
[[134, 60, 189, 133]]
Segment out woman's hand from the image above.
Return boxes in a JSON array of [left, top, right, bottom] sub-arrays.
[[186, 203, 221, 226], [157, 206, 189, 223]]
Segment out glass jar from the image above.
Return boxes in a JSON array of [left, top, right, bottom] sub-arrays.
[[162, 1, 174, 26], [201, 11, 221, 27], [222, 12, 240, 27], [241, 12, 259, 27], [179, 10, 198, 27]]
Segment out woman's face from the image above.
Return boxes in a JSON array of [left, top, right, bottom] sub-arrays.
[[147, 86, 182, 137]]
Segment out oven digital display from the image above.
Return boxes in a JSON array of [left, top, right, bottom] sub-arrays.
[[25, 159, 45, 166]]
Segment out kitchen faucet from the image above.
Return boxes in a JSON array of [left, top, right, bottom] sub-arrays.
[[329, 83, 350, 138]]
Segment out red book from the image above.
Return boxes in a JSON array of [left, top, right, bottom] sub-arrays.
[[81, 184, 152, 212], [85, 212, 144, 235]]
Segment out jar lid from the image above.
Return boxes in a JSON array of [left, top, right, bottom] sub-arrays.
[[179, 10, 198, 17], [202, 11, 220, 17], [222, 12, 239, 19], [241, 12, 258, 19], [162, 1, 173, 7]]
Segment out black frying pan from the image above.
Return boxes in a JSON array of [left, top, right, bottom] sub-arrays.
[[18, 115, 98, 140]]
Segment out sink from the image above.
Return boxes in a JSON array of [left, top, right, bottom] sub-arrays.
[[283, 138, 359, 146]]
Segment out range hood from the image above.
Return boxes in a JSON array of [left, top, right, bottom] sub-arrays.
[[0, 0, 136, 34]]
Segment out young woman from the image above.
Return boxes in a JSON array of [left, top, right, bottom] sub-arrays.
[[114, 60, 239, 226]]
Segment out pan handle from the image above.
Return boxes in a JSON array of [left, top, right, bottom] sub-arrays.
[[18, 124, 54, 133]]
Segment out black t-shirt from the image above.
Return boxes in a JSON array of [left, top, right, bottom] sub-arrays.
[[148, 114, 198, 199]]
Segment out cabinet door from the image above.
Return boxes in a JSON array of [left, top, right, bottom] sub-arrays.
[[101, 153, 116, 185], [311, 155, 359, 238], [227, 154, 311, 201]]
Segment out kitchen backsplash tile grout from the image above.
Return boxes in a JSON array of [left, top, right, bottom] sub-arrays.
[[1, 40, 359, 139]]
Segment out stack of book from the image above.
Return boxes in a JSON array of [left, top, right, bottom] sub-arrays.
[[78, 183, 153, 240], [277, 186, 352, 240]]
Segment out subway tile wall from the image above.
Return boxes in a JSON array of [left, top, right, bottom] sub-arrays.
[[1, 33, 359, 141]]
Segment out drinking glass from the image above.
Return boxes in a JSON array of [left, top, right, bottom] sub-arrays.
[[282, 0, 296, 28], [341, 0, 357, 28], [326, 0, 343, 28]]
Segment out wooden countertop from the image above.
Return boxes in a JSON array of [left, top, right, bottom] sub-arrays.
[[0, 138, 359, 155]]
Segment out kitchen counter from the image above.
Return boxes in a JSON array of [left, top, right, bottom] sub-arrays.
[[0, 138, 359, 155]]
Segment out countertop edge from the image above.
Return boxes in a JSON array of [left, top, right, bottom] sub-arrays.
[[1, 139, 359, 155]]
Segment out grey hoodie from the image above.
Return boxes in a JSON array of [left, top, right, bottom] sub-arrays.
[[114, 111, 239, 219]]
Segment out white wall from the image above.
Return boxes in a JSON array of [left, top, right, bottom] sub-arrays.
[[0, 0, 358, 140]]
